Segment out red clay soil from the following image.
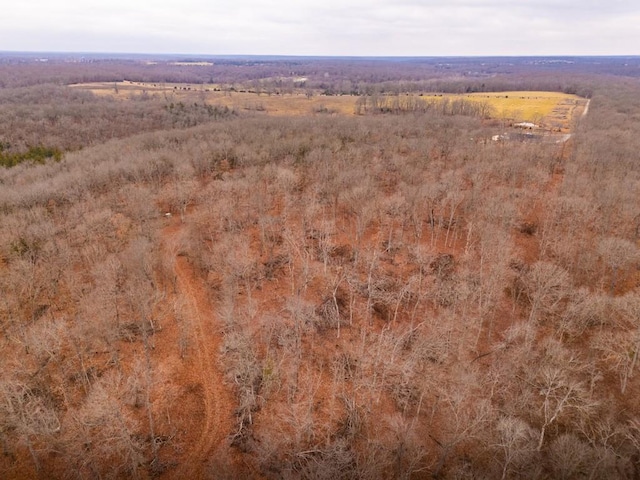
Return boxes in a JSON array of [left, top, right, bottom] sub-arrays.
[[160, 221, 238, 479]]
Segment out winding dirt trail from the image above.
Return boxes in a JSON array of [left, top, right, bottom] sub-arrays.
[[163, 222, 236, 478]]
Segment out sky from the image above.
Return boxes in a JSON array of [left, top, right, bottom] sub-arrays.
[[2, 0, 640, 56]]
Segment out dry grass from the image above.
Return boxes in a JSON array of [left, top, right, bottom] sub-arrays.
[[466, 91, 586, 127], [418, 91, 585, 128], [218, 91, 357, 116], [70, 82, 586, 127], [70, 81, 356, 115]]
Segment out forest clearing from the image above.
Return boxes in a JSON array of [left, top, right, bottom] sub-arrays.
[[69, 81, 585, 130]]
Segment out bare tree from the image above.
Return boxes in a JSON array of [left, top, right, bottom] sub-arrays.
[[0, 380, 60, 472], [493, 416, 539, 480], [430, 369, 492, 478], [594, 292, 640, 393], [597, 236, 639, 294], [523, 261, 572, 324], [516, 340, 598, 452], [63, 372, 145, 478]]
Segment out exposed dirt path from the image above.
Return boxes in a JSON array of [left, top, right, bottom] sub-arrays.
[[582, 99, 591, 118], [163, 222, 236, 478]]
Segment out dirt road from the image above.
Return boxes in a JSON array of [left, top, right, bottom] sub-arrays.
[[163, 223, 236, 478]]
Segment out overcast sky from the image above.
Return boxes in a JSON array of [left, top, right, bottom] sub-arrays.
[[2, 1, 639, 56]]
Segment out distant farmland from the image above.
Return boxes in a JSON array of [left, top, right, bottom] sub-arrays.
[[463, 91, 586, 130], [70, 82, 587, 130]]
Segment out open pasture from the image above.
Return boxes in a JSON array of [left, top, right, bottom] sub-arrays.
[[70, 81, 587, 129], [418, 91, 586, 130], [466, 91, 587, 130], [69, 80, 357, 115]]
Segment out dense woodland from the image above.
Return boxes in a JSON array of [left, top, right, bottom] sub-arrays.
[[1, 55, 640, 479]]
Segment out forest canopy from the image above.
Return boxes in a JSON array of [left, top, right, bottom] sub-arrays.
[[1, 54, 639, 479]]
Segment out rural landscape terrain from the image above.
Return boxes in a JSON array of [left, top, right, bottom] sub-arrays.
[[1, 54, 640, 479]]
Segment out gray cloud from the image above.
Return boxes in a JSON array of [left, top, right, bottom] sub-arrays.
[[1, 0, 639, 55]]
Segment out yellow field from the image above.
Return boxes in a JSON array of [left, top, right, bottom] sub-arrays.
[[466, 91, 585, 127], [69, 81, 357, 115], [209, 91, 357, 116], [417, 91, 585, 129], [69, 82, 586, 129]]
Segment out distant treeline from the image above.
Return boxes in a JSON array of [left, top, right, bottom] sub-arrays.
[[0, 55, 632, 96]]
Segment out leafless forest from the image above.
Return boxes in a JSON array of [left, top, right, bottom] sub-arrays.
[[1, 55, 640, 479]]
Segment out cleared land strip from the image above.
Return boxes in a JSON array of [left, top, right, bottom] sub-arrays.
[[167, 229, 235, 479]]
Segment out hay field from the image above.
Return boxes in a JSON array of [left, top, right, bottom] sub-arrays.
[[69, 81, 357, 116], [418, 91, 585, 128], [467, 91, 585, 128], [69, 82, 586, 128]]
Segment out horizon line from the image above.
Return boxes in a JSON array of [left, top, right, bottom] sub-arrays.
[[2, 50, 640, 60]]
